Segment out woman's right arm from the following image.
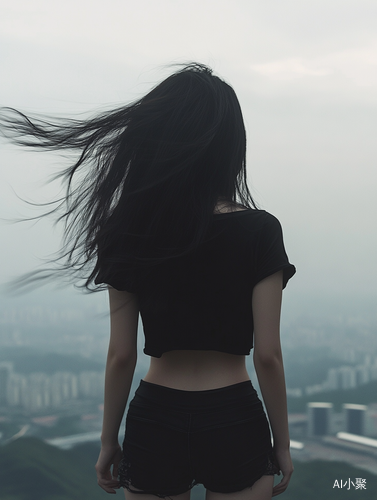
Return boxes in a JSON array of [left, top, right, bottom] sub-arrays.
[[252, 270, 294, 496]]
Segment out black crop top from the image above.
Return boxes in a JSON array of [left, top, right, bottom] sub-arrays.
[[95, 209, 296, 357]]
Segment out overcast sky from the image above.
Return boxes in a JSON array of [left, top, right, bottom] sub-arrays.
[[1, 0, 376, 318]]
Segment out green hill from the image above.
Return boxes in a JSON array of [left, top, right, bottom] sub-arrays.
[[0, 437, 107, 500], [0, 437, 377, 499]]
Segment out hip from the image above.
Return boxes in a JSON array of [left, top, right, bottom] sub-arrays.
[[127, 378, 267, 432]]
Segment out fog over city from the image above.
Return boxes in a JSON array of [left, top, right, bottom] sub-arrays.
[[1, 1, 376, 319]]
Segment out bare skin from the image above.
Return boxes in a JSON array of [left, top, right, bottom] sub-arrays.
[[143, 349, 250, 390]]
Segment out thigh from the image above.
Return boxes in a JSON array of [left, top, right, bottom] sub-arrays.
[[206, 476, 274, 500], [124, 486, 192, 500]]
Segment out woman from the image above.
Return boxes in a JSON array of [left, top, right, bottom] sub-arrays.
[[1, 63, 295, 499]]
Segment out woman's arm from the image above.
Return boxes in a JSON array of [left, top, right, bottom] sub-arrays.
[[252, 270, 293, 496], [95, 287, 139, 494]]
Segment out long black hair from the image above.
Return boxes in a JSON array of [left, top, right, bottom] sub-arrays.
[[1, 62, 257, 291]]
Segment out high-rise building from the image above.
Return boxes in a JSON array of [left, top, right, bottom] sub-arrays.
[[355, 366, 370, 386], [365, 404, 377, 437], [343, 403, 367, 435], [79, 371, 104, 399], [338, 366, 357, 390], [307, 402, 333, 437], [29, 373, 51, 411], [0, 362, 13, 406], [326, 368, 340, 391], [371, 362, 377, 381]]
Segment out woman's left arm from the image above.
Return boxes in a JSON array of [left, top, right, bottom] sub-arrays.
[[95, 287, 139, 494]]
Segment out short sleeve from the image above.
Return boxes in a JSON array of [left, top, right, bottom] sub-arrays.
[[94, 245, 138, 293], [255, 213, 296, 289], [94, 265, 131, 291]]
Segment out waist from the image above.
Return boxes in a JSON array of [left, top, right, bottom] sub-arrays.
[[135, 379, 260, 412], [143, 349, 250, 391]]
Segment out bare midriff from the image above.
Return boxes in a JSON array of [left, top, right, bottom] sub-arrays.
[[143, 350, 250, 391]]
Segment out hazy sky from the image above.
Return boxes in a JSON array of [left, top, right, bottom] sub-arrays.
[[1, 0, 376, 317]]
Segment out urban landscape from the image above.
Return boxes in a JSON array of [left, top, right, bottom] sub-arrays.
[[0, 298, 377, 498]]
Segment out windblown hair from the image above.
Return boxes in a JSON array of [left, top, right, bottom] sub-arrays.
[[0, 63, 257, 291]]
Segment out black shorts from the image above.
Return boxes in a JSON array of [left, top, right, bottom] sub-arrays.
[[119, 379, 280, 498]]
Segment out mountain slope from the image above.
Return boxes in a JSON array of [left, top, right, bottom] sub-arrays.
[[0, 437, 106, 500]]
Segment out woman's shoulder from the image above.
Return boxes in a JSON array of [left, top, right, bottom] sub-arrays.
[[212, 206, 272, 225], [208, 208, 275, 248]]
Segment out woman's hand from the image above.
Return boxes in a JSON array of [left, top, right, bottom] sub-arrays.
[[95, 443, 123, 494], [272, 448, 294, 496]]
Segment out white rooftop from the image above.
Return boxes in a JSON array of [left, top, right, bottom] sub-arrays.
[[342, 403, 367, 410], [337, 432, 377, 449], [290, 440, 304, 450], [308, 402, 333, 408]]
